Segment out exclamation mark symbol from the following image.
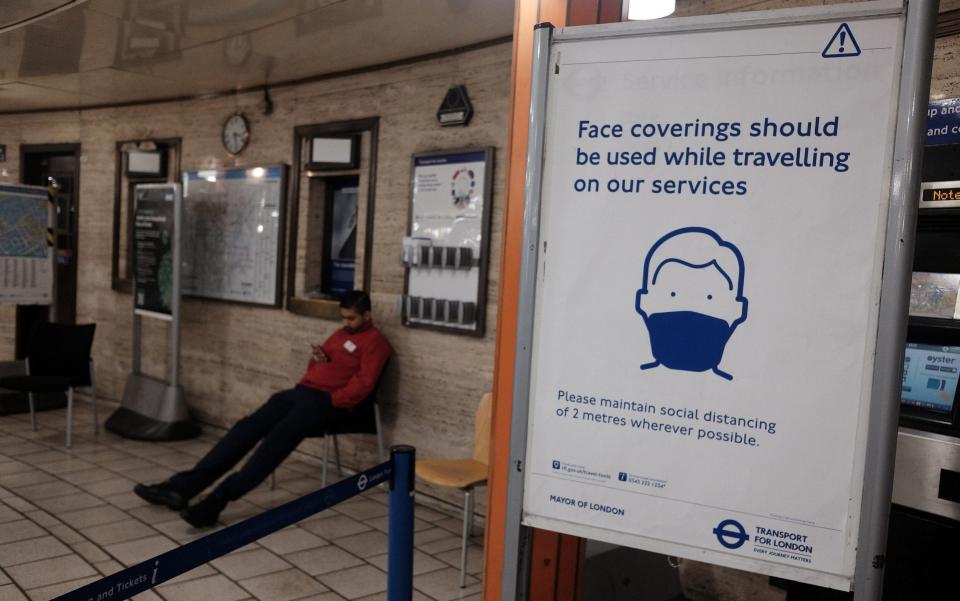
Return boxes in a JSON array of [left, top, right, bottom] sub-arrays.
[[151, 561, 159, 584], [839, 29, 846, 53]]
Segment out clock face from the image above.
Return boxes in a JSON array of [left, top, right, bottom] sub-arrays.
[[224, 33, 251, 67], [222, 113, 250, 155]]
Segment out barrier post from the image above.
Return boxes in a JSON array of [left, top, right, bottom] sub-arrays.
[[387, 445, 415, 601]]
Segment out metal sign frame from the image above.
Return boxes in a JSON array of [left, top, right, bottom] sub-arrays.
[[500, 1, 937, 599], [106, 181, 197, 441]]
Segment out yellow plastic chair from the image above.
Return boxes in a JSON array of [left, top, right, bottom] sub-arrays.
[[416, 392, 492, 588]]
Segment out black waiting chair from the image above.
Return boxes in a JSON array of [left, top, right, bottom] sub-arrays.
[[0, 322, 97, 448], [271, 371, 386, 489], [318, 391, 385, 486]]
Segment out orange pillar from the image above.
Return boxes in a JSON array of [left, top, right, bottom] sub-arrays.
[[483, 2, 623, 600]]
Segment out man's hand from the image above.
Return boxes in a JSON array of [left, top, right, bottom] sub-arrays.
[[311, 345, 328, 363]]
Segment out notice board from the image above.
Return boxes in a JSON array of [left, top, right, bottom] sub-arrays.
[[181, 166, 285, 306], [402, 148, 494, 336], [133, 184, 177, 319], [518, 2, 917, 591], [0, 184, 52, 305]]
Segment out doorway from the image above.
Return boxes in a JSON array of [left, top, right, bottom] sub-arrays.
[[18, 144, 80, 356]]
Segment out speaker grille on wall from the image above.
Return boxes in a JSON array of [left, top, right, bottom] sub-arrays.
[[437, 85, 473, 127]]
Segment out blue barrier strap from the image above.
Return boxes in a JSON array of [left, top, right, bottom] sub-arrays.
[[53, 461, 393, 601]]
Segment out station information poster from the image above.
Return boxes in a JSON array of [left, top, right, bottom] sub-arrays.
[[133, 184, 176, 319], [181, 166, 284, 306], [404, 149, 492, 334], [522, 13, 904, 590], [0, 185, 52, 305], [411, 151, 486, 254]]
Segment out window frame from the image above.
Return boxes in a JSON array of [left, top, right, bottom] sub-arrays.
[[287, 119, 378, 319], [111, 138, 181, 293]]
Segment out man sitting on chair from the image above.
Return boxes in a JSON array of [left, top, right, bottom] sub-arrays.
[[134, 290, 392, 527]]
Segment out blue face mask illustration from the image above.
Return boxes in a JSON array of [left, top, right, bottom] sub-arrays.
[[643, 311, 735, 373], [635, 227, 748, 380]]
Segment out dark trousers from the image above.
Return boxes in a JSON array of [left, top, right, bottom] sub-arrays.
[[167, 385, 350, 502]]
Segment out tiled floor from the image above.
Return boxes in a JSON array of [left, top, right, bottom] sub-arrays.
[[0, 403, 483, 601]]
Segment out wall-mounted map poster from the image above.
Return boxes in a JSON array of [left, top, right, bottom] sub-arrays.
[[0, 185, 52, 305], [181, 166, 286, 306]]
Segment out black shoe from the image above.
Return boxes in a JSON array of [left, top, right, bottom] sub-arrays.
[[134, 482, 186, 510], [180, 491, 227, 529]]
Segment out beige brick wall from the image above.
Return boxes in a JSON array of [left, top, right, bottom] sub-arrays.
[[0, 41, 511, 511]]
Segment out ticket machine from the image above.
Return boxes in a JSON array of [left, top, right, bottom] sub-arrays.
[[885, 146, 960, 598]]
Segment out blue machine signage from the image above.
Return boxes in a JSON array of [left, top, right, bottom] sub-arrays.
[[927, 98, 960, 146]]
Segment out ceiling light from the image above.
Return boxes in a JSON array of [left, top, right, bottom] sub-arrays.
[[627, 0, 675, 20]]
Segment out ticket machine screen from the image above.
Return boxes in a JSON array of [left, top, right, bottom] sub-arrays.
[[901, 343, 960, 414]]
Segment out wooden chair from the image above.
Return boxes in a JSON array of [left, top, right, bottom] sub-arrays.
[[416, 392, 492, 588]]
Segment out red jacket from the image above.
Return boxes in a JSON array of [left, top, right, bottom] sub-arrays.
[[298, 322, 392, 409]]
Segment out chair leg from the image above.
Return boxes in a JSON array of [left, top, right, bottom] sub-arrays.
[[322, 435, 330, 488], [26, 356, 35, 432], [374, 404, 385, 462], [460, 488, 474, 588], [27, 392, 36, 432], [467, 489, 475, 539], [90, 359, 98, 437], [333, 434, 342, 476], [65, 387, 74, 448]]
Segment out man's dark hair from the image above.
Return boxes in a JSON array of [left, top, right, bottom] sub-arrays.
[[340, 290, 372, 313]]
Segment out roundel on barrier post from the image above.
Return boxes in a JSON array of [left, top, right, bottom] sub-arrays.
[[358, 474, 368, 491], [713, 519, 749, 549]]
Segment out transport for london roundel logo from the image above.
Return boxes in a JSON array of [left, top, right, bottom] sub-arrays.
[[713, 518, 749, 549], [451, 168, 476, 208]]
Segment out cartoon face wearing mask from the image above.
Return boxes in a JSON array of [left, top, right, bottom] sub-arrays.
[[635, 227, 748, 380]]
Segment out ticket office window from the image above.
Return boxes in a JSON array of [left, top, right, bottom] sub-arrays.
[[303, 175, 359, 299], [287, 120, 377, 319], [112, 139, 181, 292]]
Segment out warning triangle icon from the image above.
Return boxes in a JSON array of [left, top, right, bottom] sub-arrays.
[[822, 23, 861, 58]]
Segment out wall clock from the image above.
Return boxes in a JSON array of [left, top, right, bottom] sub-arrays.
[[224, 33, 252, 67], [222, 112, 250, 155]]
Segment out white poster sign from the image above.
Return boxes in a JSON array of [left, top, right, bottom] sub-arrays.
[[0, 185, 52, 305], [522, 11, 904, 590], [181, 166, 285, 306], [403, 149, 492, 333]]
